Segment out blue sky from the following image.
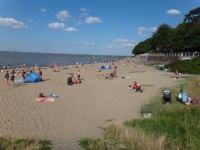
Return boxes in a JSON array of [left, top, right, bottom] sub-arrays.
[[0, 0, 199, 55]]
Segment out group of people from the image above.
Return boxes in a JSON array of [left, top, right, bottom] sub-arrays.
[[67, 70, 82, 85], [4, 67, 42, 87]]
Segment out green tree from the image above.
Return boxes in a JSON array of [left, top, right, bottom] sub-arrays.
[[132, 38, 153, 54], [184, 7, 200, 23], [151, 24, 173, 52], [131, 7, 200, 54]]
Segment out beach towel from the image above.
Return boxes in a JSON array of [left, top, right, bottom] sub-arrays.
[[48, 94, 58, 98], [14, 78, 24, 83], [35, 97, 55, 102]]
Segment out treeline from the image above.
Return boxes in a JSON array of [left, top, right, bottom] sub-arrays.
[[132, 7, 200, 54]]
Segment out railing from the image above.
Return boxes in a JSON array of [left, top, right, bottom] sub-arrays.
[[148, 52, 200, 57]]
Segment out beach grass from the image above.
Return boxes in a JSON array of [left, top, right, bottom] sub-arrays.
[[78, 76, 200, 150], [0, 137, 52, 150]]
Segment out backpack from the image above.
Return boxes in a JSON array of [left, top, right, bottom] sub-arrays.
[[181, 92, 188, 103]]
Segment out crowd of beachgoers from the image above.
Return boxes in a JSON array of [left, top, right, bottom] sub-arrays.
[[0, 58, 138, 88]]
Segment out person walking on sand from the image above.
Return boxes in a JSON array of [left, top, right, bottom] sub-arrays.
[[10, 73, 15, 87], [5, 71, 9, 85], [77, 70, 80, 80]]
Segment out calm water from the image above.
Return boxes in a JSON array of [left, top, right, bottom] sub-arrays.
[[0, 51, 125, 68]]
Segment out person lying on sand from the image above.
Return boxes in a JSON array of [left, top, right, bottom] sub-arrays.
[[82, 67, 87, 71], [121, 76, 130, 79], [92, 69, 101, 72]]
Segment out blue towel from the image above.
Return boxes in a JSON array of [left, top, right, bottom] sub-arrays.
[[48, 94, 58, 98], [14, 78, 23, 83]]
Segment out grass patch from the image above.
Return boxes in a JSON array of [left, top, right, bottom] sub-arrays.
[[147, 63, 163, 66], [0, 137, 52, 150], [78, 76, 200, 150]]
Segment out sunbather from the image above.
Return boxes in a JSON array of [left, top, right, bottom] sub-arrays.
[[132, 81, 143, 93], [170, 70, 180, 78], [193, 80, 200, 87]]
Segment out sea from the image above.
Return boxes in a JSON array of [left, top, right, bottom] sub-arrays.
[[0, 51, 129, 68]]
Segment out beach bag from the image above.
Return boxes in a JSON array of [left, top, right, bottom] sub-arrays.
[[181, 92, 188, 103]]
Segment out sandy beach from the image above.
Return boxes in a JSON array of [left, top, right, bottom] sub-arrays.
[[0, 60, 179, 143]]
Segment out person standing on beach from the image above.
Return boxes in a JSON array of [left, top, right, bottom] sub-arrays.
[[5, 71, 9, 85], [39, 68, 42, 80], [10, 73, 15, 87], [77, 70, 80, 80], [21, 70, 25, 79]]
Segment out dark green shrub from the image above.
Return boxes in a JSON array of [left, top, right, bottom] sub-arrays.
[[165, 59, 200, 74]]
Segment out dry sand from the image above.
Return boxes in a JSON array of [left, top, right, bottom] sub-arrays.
[[0, 61, 181, 142]]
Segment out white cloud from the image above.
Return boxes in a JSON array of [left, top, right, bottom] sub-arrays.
[[112, 39, 135, 42], [75, 20, 84, 25], [166, 9, 180, 14], [0, 17, 27, 28], [112, 21, 118, 24], [80, 13, 88, 18], [148, 27, 157, 32], [137, 27, 147, 36], [73, 42, 80, 45], [65, 27, 78, 32], [101, 42, 135, 49], [112, 39, 128, 42], [47, 22, 65, 29], [85, 17, 102, 24], [74, 42, 95, 45], [80, 8, 88, 11], [39, 8, 46, 12], [27, 20, 33, 22], [137, 26, 157, 36], [122, 43, 135, 47], [84, 42, 95, 45], [84, 42, 90, 45], [138, 27, 147, 32], [56, 10, 70, 21]]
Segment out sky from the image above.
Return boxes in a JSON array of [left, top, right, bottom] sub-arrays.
[[0, 0, 199, 55]]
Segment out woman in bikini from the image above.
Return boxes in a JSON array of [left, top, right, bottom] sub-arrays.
[[5, 71, 9, 85]]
